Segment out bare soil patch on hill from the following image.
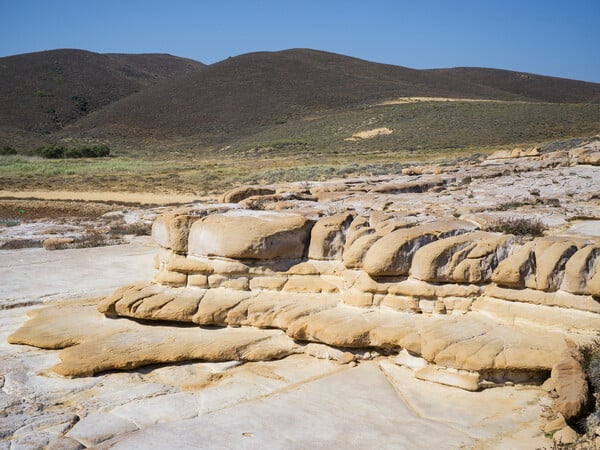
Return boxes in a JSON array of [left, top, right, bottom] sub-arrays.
[[0, 198, 120, 221]]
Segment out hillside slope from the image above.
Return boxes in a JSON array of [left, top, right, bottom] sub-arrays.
[[428, 67, 600, 103], [66, 49, 535, 140], [67, 49, 600, 142], [3, 48, 599, 147], [0, 49, 205, 134]]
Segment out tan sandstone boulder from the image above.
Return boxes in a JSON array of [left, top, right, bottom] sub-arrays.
[[527, 240, 580, 292], [492, 241, 536, 288], [544, 414, 567, 434], [493, 237, 586, 291], [561, 245, 600, 295], [165, 254, 214, 274], [221, 186, 276, 203], [570, 141, 600, 166], [308, 212, 354, 260], [187, 211, 313, 260], [154, 269, 187, 287], [362, 220, 477, 276], [551, 352, 589, 421], [553, 426, 578, 445], [152, 211, 200, 254], [414, 365, 480, 391], [343, 216, 372, 248], [342, 233, 380, 268], [411, 232, 511, 283]]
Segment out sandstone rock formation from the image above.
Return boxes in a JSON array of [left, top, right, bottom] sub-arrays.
[[221, 186, 276, 203], [11, 208, 600, 397], [188, 211, 313, 260]]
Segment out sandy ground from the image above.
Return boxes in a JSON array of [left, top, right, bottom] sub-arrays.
[[0, 190, 209, 205]]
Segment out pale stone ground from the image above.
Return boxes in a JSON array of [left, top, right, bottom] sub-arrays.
[[0, 238, 554, 448], [1, 236, 157, 308]]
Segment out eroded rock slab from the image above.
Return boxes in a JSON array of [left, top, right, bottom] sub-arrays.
[[9, 299, 301, 377], [10, 289, 574, 380]]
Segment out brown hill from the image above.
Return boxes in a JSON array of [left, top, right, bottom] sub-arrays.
[[0, 49, 205, 134], [428, 67, 600, 103], [67, 49, 600, 142], [66, 49, 535, 141]]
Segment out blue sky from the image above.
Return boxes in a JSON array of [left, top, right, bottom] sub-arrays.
[[1, 0, 599, 82]]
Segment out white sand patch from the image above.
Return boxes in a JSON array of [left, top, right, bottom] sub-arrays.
[[378, 97, 525, 105], [345, 127, 393, 141]]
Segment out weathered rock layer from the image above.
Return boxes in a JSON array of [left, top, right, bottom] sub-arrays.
[[11, 209, 599, 400]]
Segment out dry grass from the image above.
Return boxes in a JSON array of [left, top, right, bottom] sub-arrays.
[[484, 217, 547, 237], [1, 101, 598, 196]]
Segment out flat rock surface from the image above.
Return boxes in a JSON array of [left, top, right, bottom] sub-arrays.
[[565, 220, 600, 237], [0, 236, 157, 308], [98, 362, 547, 450]]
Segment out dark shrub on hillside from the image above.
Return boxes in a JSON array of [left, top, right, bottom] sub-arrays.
[[35, 144, 66, 159], [34, 144, 110, 159], [71, 95, 89, 112], [0, 145, 17, 155]]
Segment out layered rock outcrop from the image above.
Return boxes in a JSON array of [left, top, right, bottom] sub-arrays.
[[12, 209, 598, 398], [147, 210, 600, 323]]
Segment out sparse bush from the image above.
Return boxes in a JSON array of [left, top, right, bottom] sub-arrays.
[[484, 217, 547, 236], [0, 145, 17, 155], [42, 237, 75, 251], [34, 89, 53, 97], [582, 342, 600, 399], [246, 198, 269, 210], [71, 95, 89, 112], [581, 341, 600, 437], [299, 181, 311, 192], [109, 222, 152, 236], [34, 144, 111, 159], [493, 200, 532, 211]]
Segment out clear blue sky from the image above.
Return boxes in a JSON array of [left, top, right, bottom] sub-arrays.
[[1, 0, 599, 82]]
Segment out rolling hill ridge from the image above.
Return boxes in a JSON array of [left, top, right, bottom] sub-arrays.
[[63, 48, 600, 141], [1, 48, 599, 149], [0, 49, 205, 135]]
